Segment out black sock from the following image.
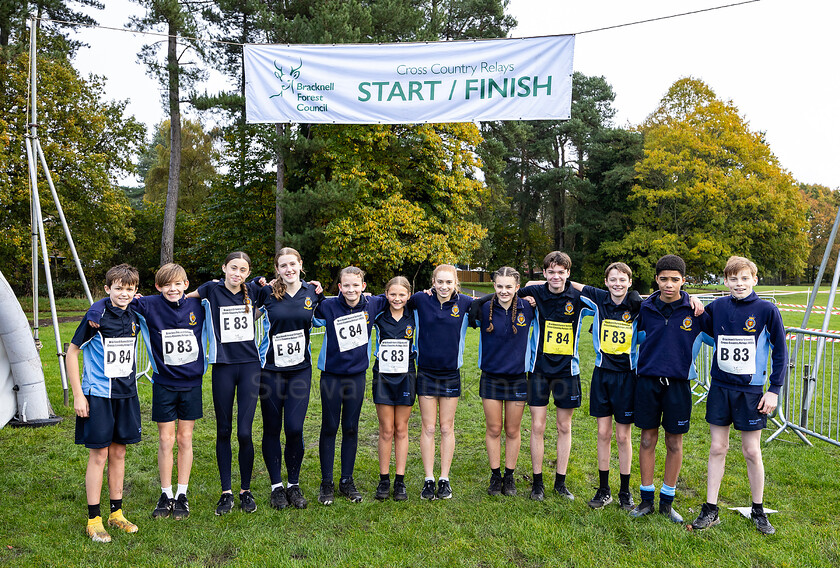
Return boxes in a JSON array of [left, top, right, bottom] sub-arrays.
[[619, 473, 630, 494], [380, 473, 389, 483], [533, 473, 543, 486], [504, 467, 514, 478], [599, 469, 610, 490], [555, 473, 566, 488], [707, 502, 719, 512], [110, 499, 122, 514], [491, 467, 501, 478], [88, 504, 101, 520], [394, 474, 404, 484], [752, 502, 764, 514]]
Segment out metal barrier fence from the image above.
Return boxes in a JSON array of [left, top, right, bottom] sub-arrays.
[[767, 328, 840, 447]]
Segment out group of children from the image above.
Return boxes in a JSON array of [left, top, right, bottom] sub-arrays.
[[67, 249, 786, 543]]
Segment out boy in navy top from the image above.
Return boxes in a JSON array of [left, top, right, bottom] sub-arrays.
[[67, 264, 142, 543], [630, 254, 710, 523], [136, 264, 206, 520], [519, 251, 596, 501], [690, 256, 785, 535]]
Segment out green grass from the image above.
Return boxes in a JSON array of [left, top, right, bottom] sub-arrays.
[[1, 298, 840, 567]]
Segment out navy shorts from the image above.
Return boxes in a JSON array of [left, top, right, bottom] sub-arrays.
[[75, 395, 142, 449], [372, 367, 416, 406], [152, 382, 203, 422], [479, 372, 528, 401], [528, 372, 581, 409], [589, 367, 636, 423], [706, 383, 767, 431], [416, 367, 461, 398], [634, 376, 692, 434]]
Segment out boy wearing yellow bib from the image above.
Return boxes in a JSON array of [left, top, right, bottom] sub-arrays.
[[519, 252, 596, 501]]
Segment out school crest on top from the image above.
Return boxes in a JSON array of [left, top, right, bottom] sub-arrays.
[[405, 326, 414, 339], [743, 315, 757, 333], [680, 316, 693, 332], [516, 313, 527, 326], [189, 311, 197, 326], [564, 301, 574, 316], [131, 321, 137, 336], [304, 297, 314, 310], [450, 305, 460, 317], [621, 311, 631, 322]]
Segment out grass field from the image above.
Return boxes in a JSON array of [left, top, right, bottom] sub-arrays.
[[1, 294, 839, 567]]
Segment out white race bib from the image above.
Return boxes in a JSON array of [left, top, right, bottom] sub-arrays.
[[104, 337, 135, 378], [334, 312, 368, 352], [378, 339, 410, 374], [716, 335, 756, 375], [272, 329, 306, 367], [219, 305, 254, 343], [161, 329, 199, 366]]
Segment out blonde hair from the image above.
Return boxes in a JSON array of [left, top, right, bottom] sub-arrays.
[[724, 256, 758, 279], [223, 251, 252, 312], [605, 262, 632, 280], [155, 263, 188, 287], [272, 247, 303, 300], [385, 276, 412, 295], [339, 266, 366, 283], [487, 267, 520, 334], [432, 264, 460, 295]]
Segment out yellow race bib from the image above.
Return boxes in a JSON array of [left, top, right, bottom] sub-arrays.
[[599, 320, 632, 356], [543, 321, 573, 355]]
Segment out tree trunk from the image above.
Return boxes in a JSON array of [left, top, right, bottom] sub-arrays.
[[275, 123, 286, 254], [160, 21, 181, 266]]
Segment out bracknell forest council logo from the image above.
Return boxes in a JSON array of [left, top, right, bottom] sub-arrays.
[[270, 58, 303, 98]]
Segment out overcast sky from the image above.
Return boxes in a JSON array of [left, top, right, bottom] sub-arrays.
[[72, 0, 839, 189]]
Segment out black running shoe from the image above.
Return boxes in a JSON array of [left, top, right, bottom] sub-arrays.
[[421, 479, 436, 501], [318, 481, 335, 506], [588, 487, 613, 509], [270, 486, 289, 510], [691, 503, 721, 530], [617, 491, 635, 511], [436, 479, 452, 500], [152, 493, 173, 519], [502, 475, 517, 497], [239, 490, 257, 513], [751, 510, 776, 535], [286, 485, 308, 509], [659, 501, 683, 524], [375, 480, 390, 501], [215, 492, 235, 516], [393, 480, 408, 502], [530, 483, 545, 501], [554, 484, 574, 500], [629, 500, 654, 518], [172, 494, 190, 520], [339, 478, 363, 503], [487, 475, 502, 496]]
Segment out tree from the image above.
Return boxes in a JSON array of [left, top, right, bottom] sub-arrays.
[[0, 0, 102, 55], [602, 77, 809, 285], [131, 0, 204, 266], [0, 47, 144, 289], [800, 183, 840, 282], [143, 118, 218, 213]]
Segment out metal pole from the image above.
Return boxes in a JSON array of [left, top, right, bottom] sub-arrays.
[[26, 16, 69, 404], [29, 16, 39, 346], [34, 139, 93, 305]]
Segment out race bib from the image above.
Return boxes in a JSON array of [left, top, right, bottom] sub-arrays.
[[272, 329, 306, 367], [600, 320, 632, 356], [104, 337, 135, 378], [161, 329, 199, 366], [334, 312, 369, 352], [717, 335, 756, 375], [378, 339, 410, 374], [219, 305, 254, 343], [543, 321, 573, 355]]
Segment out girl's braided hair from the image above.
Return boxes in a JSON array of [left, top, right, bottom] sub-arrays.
[[487, 266, 521, 334]]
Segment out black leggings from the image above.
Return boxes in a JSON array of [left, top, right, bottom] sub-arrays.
[[319, 371, 366, 482], [212, 362, 261, 492], [260, 367, 311, 485]]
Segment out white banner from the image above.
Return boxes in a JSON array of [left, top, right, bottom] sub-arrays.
[[244, 36, 574, 124]]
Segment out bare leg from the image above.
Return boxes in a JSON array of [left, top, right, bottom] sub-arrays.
[[615, 422, 633, 476], [483, 399, 503, 469], [157, 421, 176, 489], [706, 424, 730, 504], [393, 405, 412, 476], [107, 443, 127, 501], [596, 416, 613, 471], [86, 447, 108, 506], [503, 401, 526, 470], [741, 429, 765, 504], [639, 428, 659, 487], [175, 420, 196, 486], [419, 396, 438, 478], [438, 397, 459, 479], [662, 432, 683, 488], [555, 408, 574, 474], [530, 406, 547, 475], [376, 404, 395, 475]]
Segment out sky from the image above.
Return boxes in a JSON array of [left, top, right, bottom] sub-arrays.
[[71, 0, 839, 189]]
